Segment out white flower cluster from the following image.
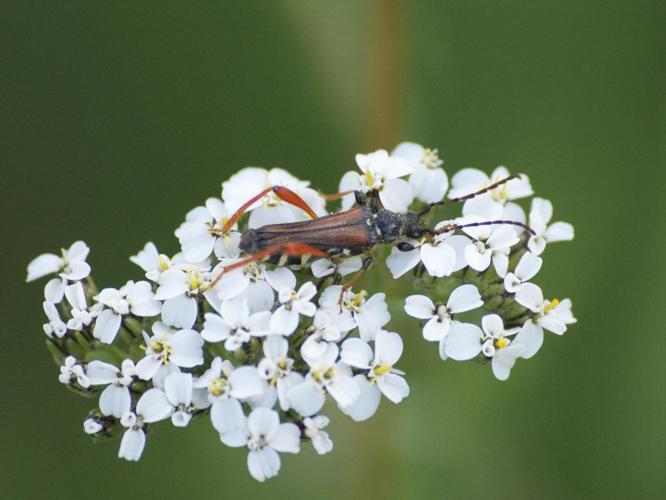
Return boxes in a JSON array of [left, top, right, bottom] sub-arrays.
[[27, 142, 575, 481]]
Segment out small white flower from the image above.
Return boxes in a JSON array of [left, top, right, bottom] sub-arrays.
[[154, 264, 210, 329], [130, 242, 175, 282], [26, 240, 91, 283], [257, 336, 303, 411], [341, 330, 409, 419], [64, 281, 101, 331], [58, 356, 89, 387], [504, 251, 543, 293], [310, 255, 363, 279], [175, 198, 241, 263], [287, 343, 359, 416], [404, 284, 483, 342], [461, 216, 520, 276], [224, 407, 300, 482], [301, 310, 347, 360], [135, 322, 204, 380], [86, 359, 135, 418], [43, 301, 67, 338], [83, 418, 104, 435], [339, 149, 414, 213], [444, 315, 523, 380], [193, 357, 263, 443], [303, 415, 333, 455], [514, 284, 576, 358], [319, 286, 390, 342], [93, 281, 161, 343], [527, 198, 574, 255], [210, 260, 275, 313], [202, 298, 271, 351], [163, 372, 196, 427], [222, 167, 326, 229], [392, 142, 448, 203], [265, 268, 317, 336], [118, 389, 172, 461]]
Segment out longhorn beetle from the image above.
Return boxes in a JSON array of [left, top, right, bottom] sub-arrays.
[[206, 175, 534, 291]]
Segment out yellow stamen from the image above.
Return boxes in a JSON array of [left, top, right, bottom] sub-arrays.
[[374, 364, 391, 376], [495, 337, 509, 349], [159, 256, 170, 271], [209, 378, 227, 397], [544, 298, 560, 313], [365, 170, 374, 187]]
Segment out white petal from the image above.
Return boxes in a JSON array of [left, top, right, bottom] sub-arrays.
[[211, 398, 246, 437], [214, 269, 250, 301], [270, 423, 301, 453], [464, 244, 492, 271], [340, 338, 373, 368], [545, 222, 574, 242], [386, 246, 420, 278], [421, 243, 456, 277], [201, 313, 231, 342], [374, 330, 403, 366], [515, 283, 544, 312], [492, 253, 509, 278], [327, 375, 361, 408], [449, 168, 488, 198], [247, 447, 281, 482], [169, 330, 204, 368], [229, 366, 263, 400], [445, 323, 483, 360], [423, 317, 450, 342], [118, 428, 145, 461], [462, 195, 504, 220], [135, 355, 163, 381], [269, 306, 299, 336], [447, 284, 483, 313], [481, 314, 505, 338], [26, 253, 61, 281], [492, 345, 523, 381], [515, 252, 543, 282], [265, 267, 296, 293], [44, 278, 66, 303], [137, 388, 172, 423], [377, 373, 409, 403], [92, 309, 121, 344], [66, 241, 90, 262], [249, 204, 295, 229], [60, 260, 91, 281], [340, 375, 381, 421], [379, 178, 413, 213], [404, 294, 435, 319], [287, 381, 325, 416], [338, 171, 361, 210], [530, 198, 553, 225], [487, 226, 519, 251], [64, 282, 87, 310], [248, 407, 279, 440], [86, 360, 119, 384], [513, 321, 544, 359], [161, 295, 197, 329], [164, 372, 193, 406], [130, 242, 160, 273], [99, 385, 131, 418], [409, 165, 448, 203], [126, 281, 161, 317]]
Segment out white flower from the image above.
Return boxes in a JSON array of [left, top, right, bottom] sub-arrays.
[[310, 255, 363, 278], [154, 264, 210, 329], [257, 336, 303, 411], [193, 357, 263, 443], [392, 142, 448, 203], [58, 356, 89, 387], [300, 310, 347, 360], [175, 198, 241, 263], [339, 149, 414, 213], [210, 260, 275, 313], [265, 268, 317, 336], [527, 198, 574, 255], [222, 167, 326, 229], [86, 359, 135, 418], [202, 298, 271, 351], [64, 282, 101, 331], [514, 284, 576, 358], [404, 284, 483, 342], [303, 416, 333, 455], [92, 280, 161, 343], [26, 240, 91, 283], [287, 343, 359, 416], [135, 322, 204, 380], [449, 166, 533, 217], [319, 286, 390, 342], [83, 418, 103, 435], [224, 407, 300, 482], [340, 330, 409, 419], [130, 242, 175, 282], [118, 389, 172, 461], [461, 217, 520, 276], [504, 251, 543, 293], [444, 315, 523, 381], [43, 301, 67, 338], [385, 225, 469, 279]]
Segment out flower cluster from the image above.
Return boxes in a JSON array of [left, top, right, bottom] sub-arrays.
[[27, 143, 575, 481]]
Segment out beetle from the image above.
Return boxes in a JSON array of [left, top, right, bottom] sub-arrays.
[[206, 175, 533, 290]]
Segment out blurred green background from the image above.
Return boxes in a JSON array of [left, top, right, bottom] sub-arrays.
[[2, 1, 664, 499]]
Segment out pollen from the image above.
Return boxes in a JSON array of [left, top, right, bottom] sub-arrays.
[[544, 298, 560, 313], [373, 364, 391, 376], [495, 337, 509, 349], [159, 256, 170, 271], [365, 170, 375, 187], [209, 377, 227, 397]]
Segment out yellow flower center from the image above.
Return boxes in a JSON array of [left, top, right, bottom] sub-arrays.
[[209, 377, 227, 397], [374, 364, 391, 376], [365, 170, 375, 187], [544, 298, 560, 313], [495, 337, 509, 349]]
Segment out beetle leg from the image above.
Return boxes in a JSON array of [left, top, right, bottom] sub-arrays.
[[206, 242, 327, 290], [337, 255, 373, 307], [215, 186, 320, 235]]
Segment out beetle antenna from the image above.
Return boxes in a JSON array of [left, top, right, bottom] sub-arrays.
[[435, 219, 536, 236], [418, 174, 522, 216]]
